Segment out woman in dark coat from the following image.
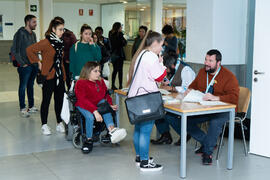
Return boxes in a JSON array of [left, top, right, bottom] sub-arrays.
[[109, 22, 127, 90]]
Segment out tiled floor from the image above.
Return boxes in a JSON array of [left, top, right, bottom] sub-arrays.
[[0, 63, 269, 180]]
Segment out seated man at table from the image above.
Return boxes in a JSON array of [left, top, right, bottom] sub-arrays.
[[165, 49, 239, 165], [151, 52, 195, 145]]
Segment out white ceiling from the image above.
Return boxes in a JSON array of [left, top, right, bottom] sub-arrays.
[[0, 0, 186, 5]]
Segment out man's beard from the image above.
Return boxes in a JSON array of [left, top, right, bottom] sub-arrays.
[[30, 25, 36, 30], [205, 65, 217, 73]]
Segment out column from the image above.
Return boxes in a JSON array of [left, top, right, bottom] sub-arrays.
[[40, 0, 53, 39], [25, 0, 40, 40], [186, 0, 248, 65], [151, 0, 162, 33]]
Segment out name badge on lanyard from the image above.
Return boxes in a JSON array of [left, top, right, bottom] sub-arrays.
[[205, 67, 221, 93]]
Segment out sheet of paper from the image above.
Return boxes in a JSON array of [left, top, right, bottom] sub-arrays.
[[159, 88, 171, 95], [183, 90, 204, 102], [199, 101, 227, 106]]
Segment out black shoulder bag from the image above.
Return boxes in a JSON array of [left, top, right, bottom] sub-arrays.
[[125, 51, 165, 125]]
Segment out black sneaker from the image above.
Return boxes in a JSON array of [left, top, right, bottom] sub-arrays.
[[81, 139, 93, 154], [135, 156, 153, 167], [195, 146, 204, 155], [140, 160, 163, 172], [195, 145, 217, 155], [202, 153, 212, 165]]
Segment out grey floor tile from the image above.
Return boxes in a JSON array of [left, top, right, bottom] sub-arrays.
[[0, 63, 270, 180]]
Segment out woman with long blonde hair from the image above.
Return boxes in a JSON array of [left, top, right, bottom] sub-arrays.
[[127, 30, 167, 172]]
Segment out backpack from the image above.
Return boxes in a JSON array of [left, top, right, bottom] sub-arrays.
[[9, 51, 20, 67]]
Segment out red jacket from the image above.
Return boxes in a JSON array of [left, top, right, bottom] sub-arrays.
[[75, 79, 112, 113]]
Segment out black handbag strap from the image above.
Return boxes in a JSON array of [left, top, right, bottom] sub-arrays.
[[127, 50, 148, 96]]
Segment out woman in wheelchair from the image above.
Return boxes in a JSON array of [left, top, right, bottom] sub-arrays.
[[75, 62, 127, 154]]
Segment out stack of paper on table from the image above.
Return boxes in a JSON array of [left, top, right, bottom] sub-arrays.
[[183, 90, 227, 106]]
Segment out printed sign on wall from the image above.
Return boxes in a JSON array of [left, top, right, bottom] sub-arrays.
[[79, 9, 84, 16], [89, 9, 93, 16]]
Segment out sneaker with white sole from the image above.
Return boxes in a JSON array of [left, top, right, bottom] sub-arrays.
[[56, 122, 65, 133], [20, 108, 30, 118], [41, 124, 51, 135], [135, 156, 153, 167], [109, 128, 127, 143], [28, 106, 38, 113], [140, 159, 163, 172]]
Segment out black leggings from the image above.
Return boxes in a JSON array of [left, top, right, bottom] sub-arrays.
[[111, 59, 124, 88], [40, 77, 65, 125]]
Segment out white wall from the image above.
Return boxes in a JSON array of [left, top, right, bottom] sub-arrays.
[[212, 0, 247, 65], [53, 2, 100, 39], [186, 0, 213, 64], [101, 3, 125, 38], [0, 1, 25, 40], [186, 0, 248, 65], [0, 1, 100, 40]]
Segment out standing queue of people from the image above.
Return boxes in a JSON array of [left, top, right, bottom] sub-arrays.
[[11, 14, 239, 172]]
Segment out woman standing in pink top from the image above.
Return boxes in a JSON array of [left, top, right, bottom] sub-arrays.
[[127, 31, 167, 172]]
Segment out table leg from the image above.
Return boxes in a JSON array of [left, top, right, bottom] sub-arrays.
[[115, 93, 120, 127], [227, 109, 235, 170], [180, 114, 187, 178]]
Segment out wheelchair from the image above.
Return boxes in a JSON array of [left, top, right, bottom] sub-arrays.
[[65, 80, 116, 149]]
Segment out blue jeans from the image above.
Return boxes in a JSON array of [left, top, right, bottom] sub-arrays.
[[187, 113, 228, 155], [164, 113, 182, 135], [17, 65, 38, 109], [133, 120, 155, 161], [155, 118, 170, 134], [76, 100, 114, 139]]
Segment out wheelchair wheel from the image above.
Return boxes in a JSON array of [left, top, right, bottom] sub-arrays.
[[72, 131, 83, 149], [66, 122, 74, 141]]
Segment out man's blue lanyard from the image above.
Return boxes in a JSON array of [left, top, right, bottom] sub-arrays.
[[205, 67, 221, 93], [169, 60, 180, 86]]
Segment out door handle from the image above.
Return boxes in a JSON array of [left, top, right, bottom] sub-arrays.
[[254, 70, 265, 75]]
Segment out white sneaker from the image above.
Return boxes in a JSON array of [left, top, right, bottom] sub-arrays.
[[109, 128, 127, 143], [41, 124, 51, 135], [20, 108, 30, 118], [28, 106, 38, 113], [56, 122, 65, 133]]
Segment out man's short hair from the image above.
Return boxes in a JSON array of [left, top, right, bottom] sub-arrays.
[[163, 52, 178, 68], [24, 14, 36, 25], [95, 26, 103, 33], [206, 49, 222, 62]]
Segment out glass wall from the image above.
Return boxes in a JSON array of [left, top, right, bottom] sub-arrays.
[[102, 0, 187, 60], [124, 1, 151, 40]]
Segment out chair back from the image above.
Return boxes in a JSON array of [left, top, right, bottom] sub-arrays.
[[237, 87, 251, 113]]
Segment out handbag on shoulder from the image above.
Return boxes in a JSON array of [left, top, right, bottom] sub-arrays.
[[125, 51, 165, 125]]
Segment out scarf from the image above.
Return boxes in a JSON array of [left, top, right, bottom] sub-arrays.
[[46, 32, 64, 86]]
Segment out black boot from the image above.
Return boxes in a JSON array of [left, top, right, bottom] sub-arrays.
[[111, 85, 118, 90], [81, 139, 93, 154], [150, 132, 172, 145], [174, 134, 191, 146]]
